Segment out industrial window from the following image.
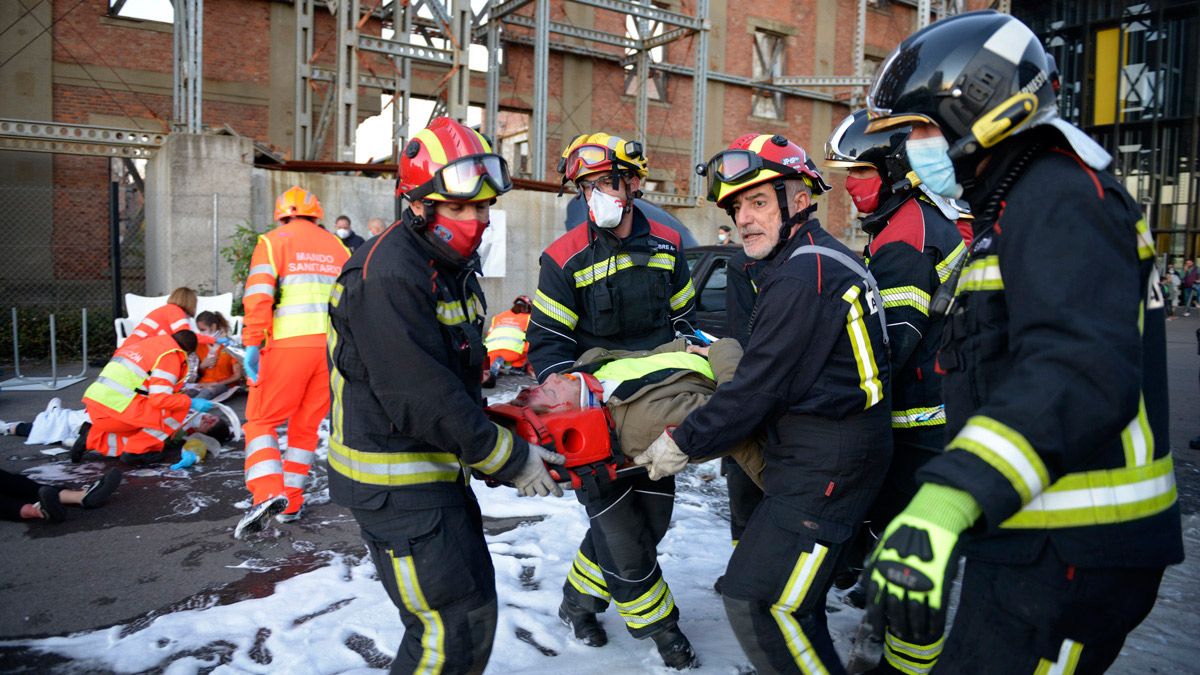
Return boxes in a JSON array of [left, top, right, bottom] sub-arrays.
[[623, 11, 668, 101], [108, 0, 174, 23], [752, 30, 785, 120]]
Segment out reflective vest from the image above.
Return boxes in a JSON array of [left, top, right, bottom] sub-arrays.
[[243, 221, 350, 348], [590, 351, 714, 402], [126, 303, 192, 346], [83, 335, 186, 414], [484, 310, 530, 358]]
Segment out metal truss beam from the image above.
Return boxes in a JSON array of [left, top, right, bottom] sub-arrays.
[[772, 75, 873, 87], [310, 67, 400, 91], [566, 0, 700, 29], [688, 0, 709, 201], [642, 25, 692, 51], [357, 35, 454, 66], [0, 119, 165, 158], [642, 191, 702, 207], [529, 0, 550, 180], [503, 13, 640, 51]]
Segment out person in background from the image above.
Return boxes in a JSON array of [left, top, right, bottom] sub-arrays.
[[716, 223, 735, 246], [335, 215, 367, 252], [1182, 259, 1197, 316], [1163, 263, 1180, 318], [0, 468, 122, 524], [483, 295, 534, 387], [367, 217, 387, 237], [124, 287, 215, 347], [191, 311, 243, 399]]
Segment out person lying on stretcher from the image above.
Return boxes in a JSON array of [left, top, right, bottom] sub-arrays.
[[506, 338, 764, 487]]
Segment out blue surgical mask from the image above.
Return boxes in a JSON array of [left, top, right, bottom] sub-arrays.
[[906, 135, 962, 199]]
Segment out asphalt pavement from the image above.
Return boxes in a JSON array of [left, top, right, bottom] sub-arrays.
[[0, 314, 1197, 672]]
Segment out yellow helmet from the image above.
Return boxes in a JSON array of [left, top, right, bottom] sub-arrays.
[[557, 132, 649, 185]]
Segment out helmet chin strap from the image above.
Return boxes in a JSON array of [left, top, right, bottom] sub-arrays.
[[767, 181, 818, 259]]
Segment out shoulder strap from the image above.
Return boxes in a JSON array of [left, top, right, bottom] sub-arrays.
[[788, 245, 889, 345]]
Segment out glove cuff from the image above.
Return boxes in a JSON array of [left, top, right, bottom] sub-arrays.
[[905, 483, 982, 534]]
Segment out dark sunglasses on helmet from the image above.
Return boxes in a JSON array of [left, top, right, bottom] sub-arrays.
[[408, 154, 513, 201]]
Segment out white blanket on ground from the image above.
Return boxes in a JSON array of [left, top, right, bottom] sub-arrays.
[[25, 399, 90, 446]]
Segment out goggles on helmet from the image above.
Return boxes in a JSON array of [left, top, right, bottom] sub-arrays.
[[408, 153, 513, 201], [698, 150, 795, 203], [560, 141, 643, 182]]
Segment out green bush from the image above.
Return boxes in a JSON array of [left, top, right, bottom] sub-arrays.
[[221, 222, 269, 297]]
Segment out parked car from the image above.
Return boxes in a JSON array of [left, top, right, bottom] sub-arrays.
[[684, 245, 738, 339]]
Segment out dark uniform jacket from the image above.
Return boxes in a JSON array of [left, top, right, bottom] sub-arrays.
[[725, 249, 761, 348], [673, 218, 892, 541], [921, 129, 1184, 569], [528, 205, 697, 381], [326, 213, 531, 510], [864, 196, 968, 449]]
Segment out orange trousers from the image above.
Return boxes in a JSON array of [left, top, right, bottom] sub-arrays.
[[243, 345, 329, 513], [84, 399, 186, 457]]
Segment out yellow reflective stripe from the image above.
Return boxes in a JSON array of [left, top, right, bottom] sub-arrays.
[[883, 632, 943, 674], [567, 550, 610, 599], [533, 289, 579, 329], [935, 241, 967, 284], [880, 285, 931, 315], [390, 552, 446, 674], [273, 312, 330, 339], [842, 286, 884, 409], [592, 351, 714, 384], [327, 440, 462, 486], [1002, 453, 1176, 529], [891, 406, 946, 429], [949, 415, 1050, 505], [771, 543, 831, 675], [615, 577, 675, 628], [484, 326, 526, 353], [330, 282, 344, 309], [670, 278, 696, 312], [469, 425, 514, 475], [1034, 639, 1083, 675], [572, 252, 676, 288], [1134, 218, 1155, 261], [434, 295, 479, 327], [956, 255, 1003, 292], [1119, 395, 1154, 467]]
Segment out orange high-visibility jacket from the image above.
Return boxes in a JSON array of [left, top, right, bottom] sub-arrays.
[[83, 334, 191, 415], [242, 221, 350, 349], [484, 310, 531, 366]]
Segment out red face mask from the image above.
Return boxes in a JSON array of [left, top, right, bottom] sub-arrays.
[[845, 174, 883, 214], [429, 212, 488, 259]]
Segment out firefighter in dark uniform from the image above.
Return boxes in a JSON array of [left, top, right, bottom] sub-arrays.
[[326, 117, 564, 675], [720, 250, 765, 549], [862, 11, 1183, 674], [528, 132, 697, 380], [637, 133, 893, 675], [530, 132, 700, 670], [825, 109, 969, 674]]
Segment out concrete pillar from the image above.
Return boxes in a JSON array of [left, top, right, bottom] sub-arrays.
[[144, 134, 255, 295]]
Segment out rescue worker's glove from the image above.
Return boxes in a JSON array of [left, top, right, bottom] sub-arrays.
[[242, 345, 260, 382], [215, 336, 232, 346], [513, 444, 567, 497], [634, 428, 690, 480], [864, 483, 981, 646], [189, 397, 215, 413]]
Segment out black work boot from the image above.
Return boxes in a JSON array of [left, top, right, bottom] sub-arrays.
[[558, 600, 608, 647], [651, 625, 700, 670]]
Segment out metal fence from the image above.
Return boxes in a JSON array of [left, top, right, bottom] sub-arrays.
[[0, 152, 145, 362]]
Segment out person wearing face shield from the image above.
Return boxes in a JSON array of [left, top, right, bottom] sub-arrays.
[[635, 133, 893, 675], [527, 133, 697, 382], [861, 11, 1182, 674], [325, 117, 565, 675], [824, 110, 970, 673]]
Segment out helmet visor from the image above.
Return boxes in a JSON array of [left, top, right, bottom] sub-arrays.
[[703, 150, 790, 202], [564, 144, 614, 180], [421, 154, 512, 201]]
